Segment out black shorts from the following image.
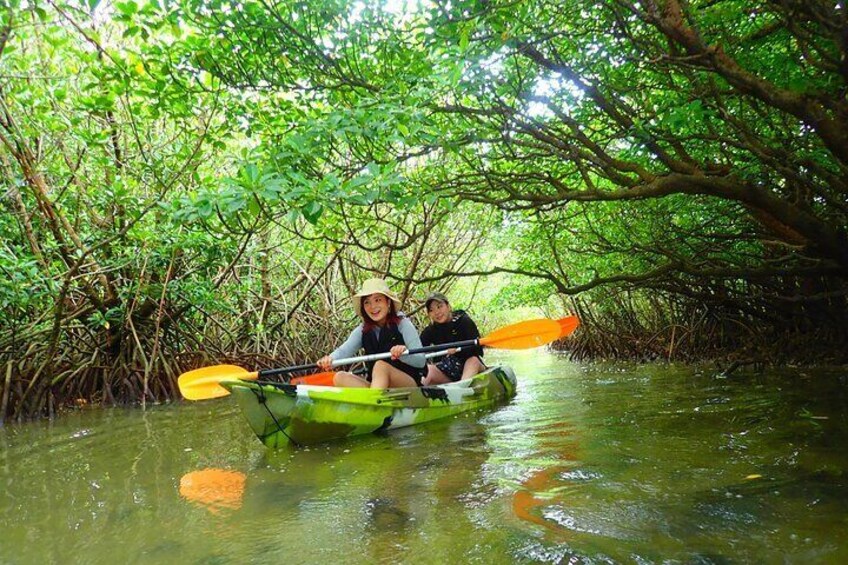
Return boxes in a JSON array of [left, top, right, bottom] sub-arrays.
[[434, 356, 465, 382], [370, 359, 426, 386]]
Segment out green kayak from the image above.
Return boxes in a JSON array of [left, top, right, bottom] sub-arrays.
[[221, 365, 517, 447]]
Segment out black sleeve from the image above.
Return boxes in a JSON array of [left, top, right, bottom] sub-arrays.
[[458, 315, 484, 358], [420, 324, 434, 347]]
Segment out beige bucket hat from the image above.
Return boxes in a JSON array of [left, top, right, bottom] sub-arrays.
[[352, 278, 402, 317]]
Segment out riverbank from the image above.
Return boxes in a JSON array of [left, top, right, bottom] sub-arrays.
[[557, 325, 848, 369]]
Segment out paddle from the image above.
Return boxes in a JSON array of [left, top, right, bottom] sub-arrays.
[[557, 315, 580, 338], [179, 317, 575, 401], [179, 349, 455, 400], [288, 348, 463, 386]]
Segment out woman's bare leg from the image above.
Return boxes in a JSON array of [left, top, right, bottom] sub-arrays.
[[370, 360, 417, 388], [333, 371, 370, 387], [421, 364, 451, 386], [460, 357, 485, 380]]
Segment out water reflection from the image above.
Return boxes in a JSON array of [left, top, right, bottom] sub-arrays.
[[179, 468, 246, 513], [1, 354, 847, 563]]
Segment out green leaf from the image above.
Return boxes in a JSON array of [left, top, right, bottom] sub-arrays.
[[116, 1, 138, 16], [301, 201, 323, 224]]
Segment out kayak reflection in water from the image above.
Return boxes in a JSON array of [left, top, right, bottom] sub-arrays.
[[420, 292, 486, 386], [317, 278, 427, 388]]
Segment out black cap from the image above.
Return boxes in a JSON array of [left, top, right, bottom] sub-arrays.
[[424, 292, 449, 309]]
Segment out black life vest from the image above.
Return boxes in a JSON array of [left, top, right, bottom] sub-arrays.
[[361, 322, 406, 377], [420, 309, 483, 361]]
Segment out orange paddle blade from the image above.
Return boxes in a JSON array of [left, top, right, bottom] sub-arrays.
[[180, 468, 246, 514], [480, 318, 563, 349], [177, 364, 259, 401], [556, 316, 580, 338], [289, 371, 336, 386]]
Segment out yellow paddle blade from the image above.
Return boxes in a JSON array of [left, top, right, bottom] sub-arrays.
[[479, 318, 564, 349], [177, 364, 258, 401], [557, 316, 580, 338]]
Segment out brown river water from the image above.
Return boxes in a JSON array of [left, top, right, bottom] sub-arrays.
[[2, 350, 847, 563]]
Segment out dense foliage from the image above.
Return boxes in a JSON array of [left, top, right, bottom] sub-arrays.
[[1, 0, 846, 420]]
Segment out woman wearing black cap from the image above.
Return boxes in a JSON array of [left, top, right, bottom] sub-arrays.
[[420, 293, 486, 385]]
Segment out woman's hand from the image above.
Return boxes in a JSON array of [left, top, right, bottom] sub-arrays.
[[390, 345, 407, 360], [316, 355, 333, 371]]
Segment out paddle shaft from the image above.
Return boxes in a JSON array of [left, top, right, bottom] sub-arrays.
[[258, 340, 478, 379], [178, 317, 571, 401]]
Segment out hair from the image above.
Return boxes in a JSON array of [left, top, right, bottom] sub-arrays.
[[427, 299, 449, 312], [361, 295, 401, 332]]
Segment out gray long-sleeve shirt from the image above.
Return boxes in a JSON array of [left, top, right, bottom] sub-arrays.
[[330, 317, 426, 368]]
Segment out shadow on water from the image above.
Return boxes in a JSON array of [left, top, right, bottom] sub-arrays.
[[2, 352, 848, 563]]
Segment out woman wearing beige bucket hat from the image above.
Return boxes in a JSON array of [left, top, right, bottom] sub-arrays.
[[317, 278, 427, 388]]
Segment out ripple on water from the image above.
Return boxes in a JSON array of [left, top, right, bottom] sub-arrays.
[[513, 539, 608, 564], [2, 356, 848, 564], [559, 469, 603, 481]]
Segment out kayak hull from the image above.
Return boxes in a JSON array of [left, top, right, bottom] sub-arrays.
[[221, 365, 517, 447]]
